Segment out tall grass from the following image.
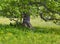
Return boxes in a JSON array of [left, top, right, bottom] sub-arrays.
[[0, 25, 60, 44], [0, 17, 60, 44]]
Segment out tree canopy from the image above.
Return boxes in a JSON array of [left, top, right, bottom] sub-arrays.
[[0, 0, 60, 24]]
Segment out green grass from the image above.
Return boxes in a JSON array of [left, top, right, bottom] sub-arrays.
[[0, 25, 60, 44], [0, 17, 60, 44]]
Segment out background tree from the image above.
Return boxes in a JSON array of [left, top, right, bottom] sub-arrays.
[[0, 0, 60, 28]]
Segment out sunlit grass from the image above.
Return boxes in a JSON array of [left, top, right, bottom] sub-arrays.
[[31, 17, 60, 29], [0, 17, 60, 44], [0, 17, 10, 25], [0, 26, 60, 44]]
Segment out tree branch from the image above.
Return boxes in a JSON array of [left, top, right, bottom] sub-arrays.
[[29, 2, 60, 15]]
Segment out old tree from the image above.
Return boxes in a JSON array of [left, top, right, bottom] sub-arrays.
[[0, 0, 60, 28]]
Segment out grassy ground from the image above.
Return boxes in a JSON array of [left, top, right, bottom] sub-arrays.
[[0, 17, 60, 44]]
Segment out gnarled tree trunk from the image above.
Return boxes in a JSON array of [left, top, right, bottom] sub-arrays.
[[22, 12, 32, 28]]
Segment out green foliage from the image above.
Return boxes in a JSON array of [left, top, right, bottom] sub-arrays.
[[0, 0, 60, 24]]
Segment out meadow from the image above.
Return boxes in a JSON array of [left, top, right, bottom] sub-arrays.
[[0, 17, 60, 44]]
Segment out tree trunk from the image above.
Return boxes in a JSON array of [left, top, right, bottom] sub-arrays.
[[22, 12, 32, 28]]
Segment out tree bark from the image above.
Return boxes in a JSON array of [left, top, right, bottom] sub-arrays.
[[22, 12, 32, 28]]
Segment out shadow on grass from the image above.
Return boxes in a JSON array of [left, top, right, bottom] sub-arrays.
[[0, 24, 60, 35], [34, 26, 60, 34]]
